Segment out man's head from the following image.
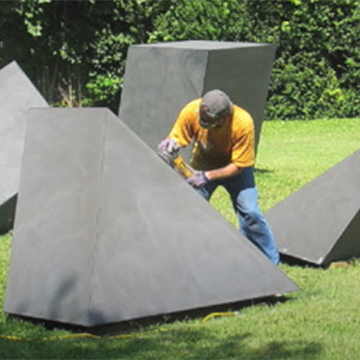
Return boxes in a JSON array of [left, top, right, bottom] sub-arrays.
[[199, 89, 233, 129]]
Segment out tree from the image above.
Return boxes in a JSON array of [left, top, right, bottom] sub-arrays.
[[1, 0, 359, 119]]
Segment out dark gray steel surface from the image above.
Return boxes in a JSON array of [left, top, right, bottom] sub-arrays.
[[5, 108, 297, 327], [118, 40, 276, 159], [0, 61, 48, 234], [265, 150, 360, 265]]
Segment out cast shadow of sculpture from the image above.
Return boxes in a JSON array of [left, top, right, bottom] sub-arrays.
[[0, 325, 323, 360], [10, 289, 293, 336], [0, 195, 17, 236]]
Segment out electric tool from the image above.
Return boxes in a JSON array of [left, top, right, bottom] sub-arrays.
[[158, 148, 194, 179]]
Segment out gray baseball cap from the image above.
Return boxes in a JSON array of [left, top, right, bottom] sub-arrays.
[[200, 89, 233, 120]]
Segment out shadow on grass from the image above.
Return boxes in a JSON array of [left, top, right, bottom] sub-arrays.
[[10, 294, 293, 336], [0, 326, 323, 360], [0, 295, 305, 360], [280, 254, 357, 271], [158, 330, 323, 360], [254, 168, 273, 174], [280, 254, 322, 268]]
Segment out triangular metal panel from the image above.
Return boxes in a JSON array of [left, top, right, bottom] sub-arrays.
[[265, 150, 360, 265], [0, 61, 48, 234], [324, 209, 360, 265], [5, 108, 298, 327]]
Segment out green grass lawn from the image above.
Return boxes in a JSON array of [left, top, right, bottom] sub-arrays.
[[1, 118, 360, 359]]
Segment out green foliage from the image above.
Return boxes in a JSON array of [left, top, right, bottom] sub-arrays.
[[267, 58, 345, 119], [83, 0, 175, 110], [244, 0, 360, 119], [15, 0, 51, 37], [148, 0, 247, 43], [0, 0, 176, 111], [0, 0, 359, 118]]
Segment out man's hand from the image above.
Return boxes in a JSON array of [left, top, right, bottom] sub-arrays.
[[158, 138, 179, 153], [186, 171, 209, 188]]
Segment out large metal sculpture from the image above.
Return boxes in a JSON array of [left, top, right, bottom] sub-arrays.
[[266, 150, 360, 265], [5, 108, 297, 327], [118, 40, 276, 158], [0, 61, 48, 234]]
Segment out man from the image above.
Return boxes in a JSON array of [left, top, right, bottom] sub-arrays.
[[158, 89, 279, 265]]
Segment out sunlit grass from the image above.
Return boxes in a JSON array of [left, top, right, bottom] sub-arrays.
[[255, 118, 360, 211]]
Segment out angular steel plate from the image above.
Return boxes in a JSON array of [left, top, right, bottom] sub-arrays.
[[5, 108, 297, 327], [266, 150, 360, 265], [0, 61, 48, 234]]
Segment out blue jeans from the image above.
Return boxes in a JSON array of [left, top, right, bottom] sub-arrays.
[[195, 167, 280, 265]]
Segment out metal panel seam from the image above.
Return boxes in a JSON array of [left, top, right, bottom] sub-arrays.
[[86, 110, 108, 326]]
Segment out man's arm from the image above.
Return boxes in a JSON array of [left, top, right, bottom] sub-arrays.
[[186, 163, 243, 188], [204, 163, 242, 181]]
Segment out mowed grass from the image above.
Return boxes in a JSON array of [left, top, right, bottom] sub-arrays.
[[1, 118, 360, 359]]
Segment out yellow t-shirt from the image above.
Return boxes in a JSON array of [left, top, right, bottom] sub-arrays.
[[168, 99, 255, 171]]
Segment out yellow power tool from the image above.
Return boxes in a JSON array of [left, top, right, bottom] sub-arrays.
[[158, 149, 194, 179]]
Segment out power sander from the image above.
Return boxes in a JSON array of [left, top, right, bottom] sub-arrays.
[[158, 147, 194, 179]]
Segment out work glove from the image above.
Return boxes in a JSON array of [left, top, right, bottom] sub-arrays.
[[158, 138, 179, 153], [187, 171, 209, 188]]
